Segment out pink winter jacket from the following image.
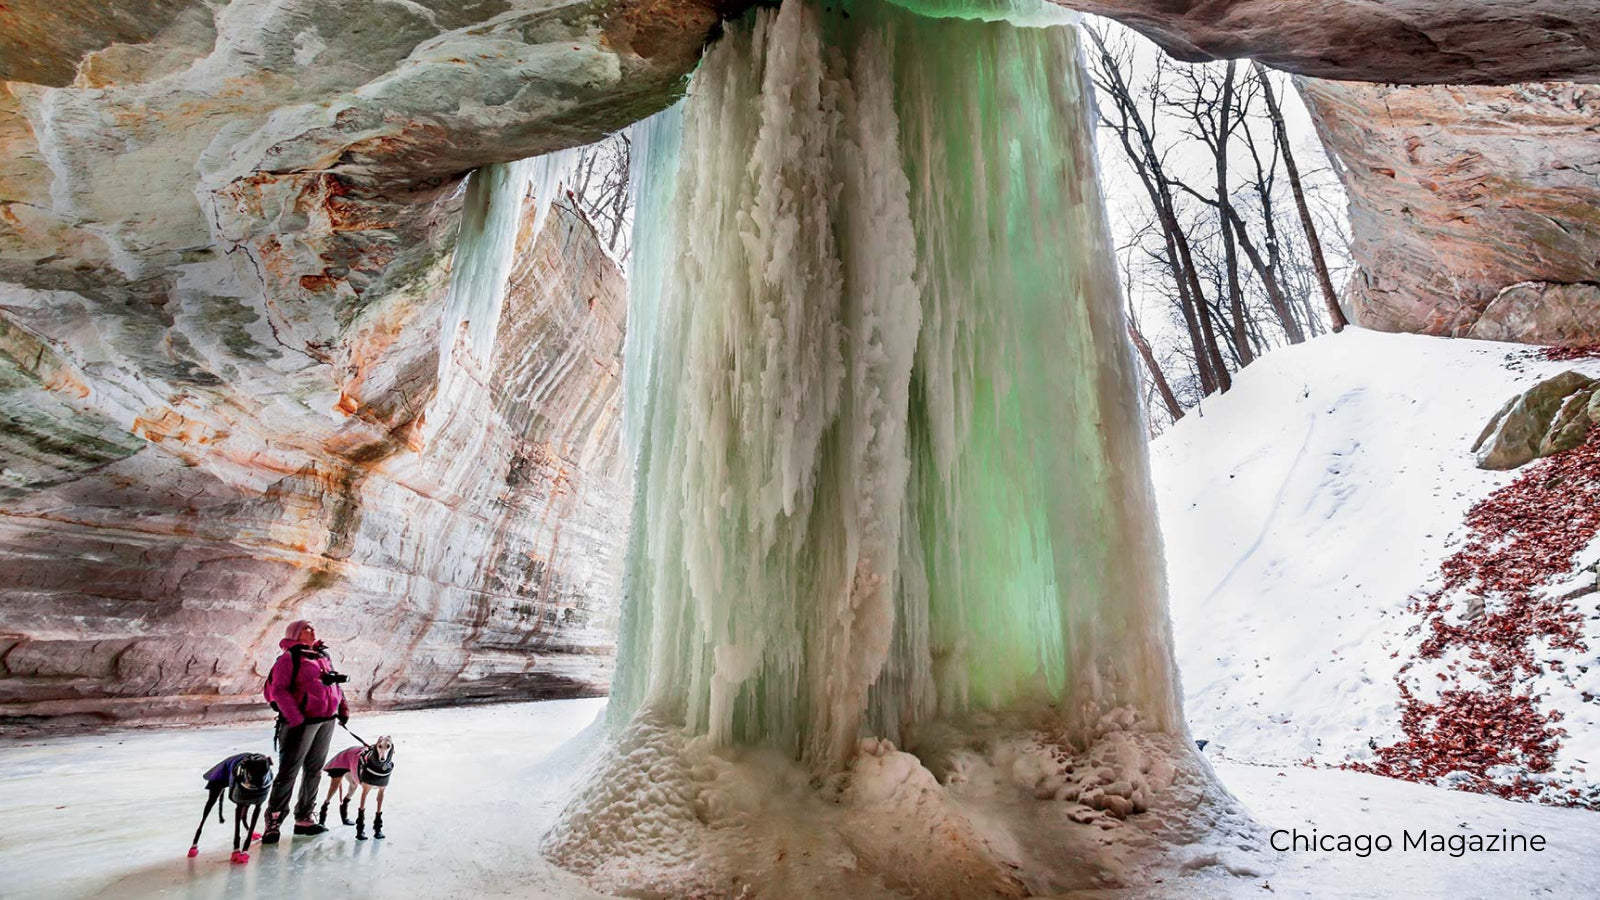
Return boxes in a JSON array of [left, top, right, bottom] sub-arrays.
[[264, 639, 347, 729]]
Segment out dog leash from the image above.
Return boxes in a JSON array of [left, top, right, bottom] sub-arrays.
[[340, 722, 374, 749]]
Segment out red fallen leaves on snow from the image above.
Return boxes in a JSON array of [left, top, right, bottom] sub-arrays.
[[1346, 686, 1566, 802], [1538, 346, 1600, 362], [1345, 426, 1600, 807]]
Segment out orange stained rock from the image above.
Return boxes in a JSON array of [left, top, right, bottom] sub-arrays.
[[300, 270, 343, 292], [36, 365, 91, 400], [396, 413, 426, 453], [131, 407, 227, 446]]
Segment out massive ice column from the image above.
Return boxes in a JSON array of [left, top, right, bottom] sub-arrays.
[[611, 0, 1178, 765], [549, 0, 1212, 893]]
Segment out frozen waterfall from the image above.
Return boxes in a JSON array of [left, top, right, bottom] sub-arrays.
[[422, 150, 579, 454], [548, 0, 1223, 894], [611, 0, 1179, 764]]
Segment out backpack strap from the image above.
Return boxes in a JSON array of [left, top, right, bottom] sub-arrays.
[[287, 648, 307, 716]]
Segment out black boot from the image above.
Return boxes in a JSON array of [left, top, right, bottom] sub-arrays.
[[293, 820, 328, 836], [355, 809, 367, 841], [261, 811, 283, 845], [318, 801, 329, 826], [340, 798, 354, 826], [373, 812, 385, 840]]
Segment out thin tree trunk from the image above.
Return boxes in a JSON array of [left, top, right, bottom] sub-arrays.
[[1160, 232, 1215, 394], [1224, 206, 1305, 343], [1215, 62, 1254, 367], [1128, 318, 1184, 422], [1298, 279, 1324, 337], [1256, 61, 1348, 332], [1240, 112, 1309, 343], [1166, 206, 1232, 392]]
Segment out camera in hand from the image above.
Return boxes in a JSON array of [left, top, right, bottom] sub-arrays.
[[321, 670, 350, 685]]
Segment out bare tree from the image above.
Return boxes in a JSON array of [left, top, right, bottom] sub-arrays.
[[1088, 20, 1354, 427], [1128, 311, 1185, 424], [1087, 26, 1231, 396], [1118, 225, 1186, 425], [1178, 59, 1256, 368], [1254, 61, 1347, 332], [563, 132, 635, 260], [1234, 84, 1308, 344]]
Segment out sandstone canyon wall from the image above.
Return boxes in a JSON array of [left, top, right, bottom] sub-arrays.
[[11, 0, 1597, 89], [1061, 0, 1600, 347], [1, 198, 629, 727], [1060, 0, 1600, 85], [1303, 79, 1600, 344]]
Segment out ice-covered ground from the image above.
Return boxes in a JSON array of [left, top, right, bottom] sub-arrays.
[[2, 698, 1598, 898], [0, 700, 613, 900], [1152, 329, 1600, 781]]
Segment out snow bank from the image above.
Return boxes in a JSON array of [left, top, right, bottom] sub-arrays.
[[1153, 329, 1600, 803]]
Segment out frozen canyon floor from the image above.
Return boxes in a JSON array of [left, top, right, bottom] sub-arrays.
[[1, 697, 1597, 899]]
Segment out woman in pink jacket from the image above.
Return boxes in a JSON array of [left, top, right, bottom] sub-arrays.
[[260, 620, 350, 843]]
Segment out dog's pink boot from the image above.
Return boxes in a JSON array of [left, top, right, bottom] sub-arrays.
[[230, 851, 249, 864], [187, 846, 199, 858], [252, 832, 261, 840]]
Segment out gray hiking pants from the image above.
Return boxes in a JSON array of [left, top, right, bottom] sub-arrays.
[[268, 718, 335, 823]]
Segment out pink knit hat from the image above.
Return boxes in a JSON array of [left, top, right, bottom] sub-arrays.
[[284, 620, 313, 643]]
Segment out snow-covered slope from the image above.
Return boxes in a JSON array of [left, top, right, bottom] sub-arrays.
[[1152, 329, 1600, 799]]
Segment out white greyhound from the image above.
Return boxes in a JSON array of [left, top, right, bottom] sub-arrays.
[[319, 732, 394, 840]]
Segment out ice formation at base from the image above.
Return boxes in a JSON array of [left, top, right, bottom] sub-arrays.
[[546, 0, 1242, 894], [547, 705, 1256, 896]]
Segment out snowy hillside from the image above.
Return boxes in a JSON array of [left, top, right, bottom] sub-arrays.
[[1152, 329, 1600, 804]]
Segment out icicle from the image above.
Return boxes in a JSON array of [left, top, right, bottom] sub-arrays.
[[620, 107, 683, 459], [436, 149, 580, 384]]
